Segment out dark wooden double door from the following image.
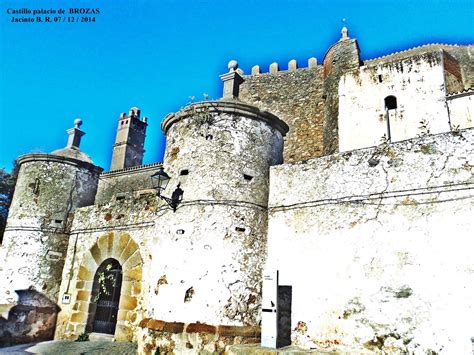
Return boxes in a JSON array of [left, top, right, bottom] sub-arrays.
[[87, 258, 122, 335]]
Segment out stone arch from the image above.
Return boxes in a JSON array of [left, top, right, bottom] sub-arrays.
[[68, 232, 143, 341]]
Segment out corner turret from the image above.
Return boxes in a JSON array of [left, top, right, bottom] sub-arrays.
[[0, 119, 102, 343]]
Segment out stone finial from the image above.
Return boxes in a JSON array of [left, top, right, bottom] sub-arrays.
[[251, 65, 261, 75], [228, 60, 239, 72], [269, 62, 279, 74], [74, 118, 83, 129], [66, 118, 85, 149], [288, 59, 298, 71], [220, 60, 244, 99], [308, 57, 317, 68], [341, 26, 349, 40]]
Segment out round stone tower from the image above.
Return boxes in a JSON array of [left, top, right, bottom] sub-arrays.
[[147, 99, 288, 331], [1, 119, 103, 304]]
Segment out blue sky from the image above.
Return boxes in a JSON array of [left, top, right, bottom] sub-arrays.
[[0, 0, 473, 171]]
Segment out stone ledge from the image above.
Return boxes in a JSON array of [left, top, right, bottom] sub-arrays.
[[139, 318, 260, 337]]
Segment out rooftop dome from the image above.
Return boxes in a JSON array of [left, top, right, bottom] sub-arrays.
[[50, 146, 94, 164], [50, 118, 94, 164]]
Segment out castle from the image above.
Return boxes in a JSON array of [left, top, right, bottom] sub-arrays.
[[0, 28, 473, 354]]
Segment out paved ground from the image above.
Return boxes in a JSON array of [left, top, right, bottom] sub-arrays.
[[0, 340, 137, 354]]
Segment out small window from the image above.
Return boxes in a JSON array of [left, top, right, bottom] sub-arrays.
[[384, 96, 397, 110], [378, 74, 383, 83], [235, 227, 246, 232], [116, 193, 126, 201], [243, 174, 253, 181], [54, 219, 62, 224], [180, 169, 189, 176]]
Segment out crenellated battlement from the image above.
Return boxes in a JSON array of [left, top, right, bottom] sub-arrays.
[[244, 57, 319, 77]]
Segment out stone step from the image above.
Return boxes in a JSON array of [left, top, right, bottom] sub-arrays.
[[88, 332, 115, 342], [227, 344, 372, 355]]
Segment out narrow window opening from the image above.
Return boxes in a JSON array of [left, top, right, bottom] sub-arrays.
[[378, 74, 383, 83], [180, 169, 189, 176], [235, 227, 246, 232], [116, 193, 126, 201], [384, 95, 397, 110], [30, 178, 40, 195], [54, 219, 62, 224], [243, 174, 253, 181], [206, 134, 213, 140]]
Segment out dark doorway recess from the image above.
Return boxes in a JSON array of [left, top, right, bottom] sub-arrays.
[[277, 285, 292, 348], [87, 258, 122, 334]]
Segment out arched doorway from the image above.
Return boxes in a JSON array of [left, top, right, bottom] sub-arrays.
[[87, 258, 122, 334]]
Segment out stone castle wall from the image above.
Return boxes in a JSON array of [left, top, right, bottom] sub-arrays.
[[55, 101, 288, 352], [240, 67, 325, 163], [95, 163, 162, 205], [54, 198, 153, 342], [266, 128, 474, 354], [321, 38, 361, 155]]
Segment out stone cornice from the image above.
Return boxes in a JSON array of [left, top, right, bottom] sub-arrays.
[[16, 153, 103, 174], [161, 100, 289, 136]]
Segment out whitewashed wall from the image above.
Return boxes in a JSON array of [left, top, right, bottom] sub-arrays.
[[448, 91, 474, 130], [267, 129, 474, 354], [339, 51, 450, 151]]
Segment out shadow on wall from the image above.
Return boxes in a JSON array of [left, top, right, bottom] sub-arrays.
[[0, 288, 60, 348]]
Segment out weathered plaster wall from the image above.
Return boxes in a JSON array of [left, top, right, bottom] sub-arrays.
[[239, 67, 325, 163], [95, 163, 163, 205], [56, 101, 288, 351], [0, 154, 101, 347], [447, 90, 474, 130], [161, 101, 286, 205], [339, 51, 450, 152], [55, 196, 153, 341], [365, 44, 474, 90], [267, 129, 474, 354]]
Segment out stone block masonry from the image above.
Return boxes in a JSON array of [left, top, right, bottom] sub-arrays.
[[240, 67, 325, 163]]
